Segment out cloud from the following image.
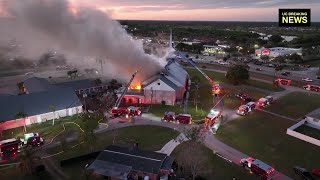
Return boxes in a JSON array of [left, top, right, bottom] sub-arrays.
[[73, 0, 319, 12]]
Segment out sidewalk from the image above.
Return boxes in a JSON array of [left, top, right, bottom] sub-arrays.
[[156, 133, 189, 155]]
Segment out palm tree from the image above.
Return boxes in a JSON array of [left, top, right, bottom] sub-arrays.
[[17, 147, 33, 175], [48, 105, 56, 126], [15, 112, 27, 133]]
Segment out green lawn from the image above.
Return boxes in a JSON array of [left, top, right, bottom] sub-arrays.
[[171, 141, 256, 180], [295, 125, 320, 140], [216, 112, 320, 179], [48, 125, 179, 161], [265, 92, 320, 119], [0, 115, 86, 142]]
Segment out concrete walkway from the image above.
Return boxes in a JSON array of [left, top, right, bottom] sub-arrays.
[[156, 133, 189, 155]]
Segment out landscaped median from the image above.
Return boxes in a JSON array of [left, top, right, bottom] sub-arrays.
[[216, 112, 320, 179]]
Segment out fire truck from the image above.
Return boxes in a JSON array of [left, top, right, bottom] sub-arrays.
[[111, 71, 142, 118], [204, 108, 222, 128], [303, 84, 320, 92], [275, 78, 291, 86], [240, 157, 275, 180], [0, 138, 21, 158], [20, 133, 44, 147], [176, 51, 223, 130]]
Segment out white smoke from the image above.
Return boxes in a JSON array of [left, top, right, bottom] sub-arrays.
[[0, 0, 167, 83]]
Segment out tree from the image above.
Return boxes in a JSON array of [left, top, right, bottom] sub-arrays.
[[15, 112, 27, 133], [80, 113, 100, 152], [94, 78, 102, 86], [48, 106, 56, 126], [274, 64, 285, 77], [288, 53, 303, 63], [225, 65, 250, 85], [269, 35, 283, 44], [108, 79, 121, 92], [17, 147, 33, 175], [260, 55, 269, 61], [177, 127, 207, 180], [273, 56, 286, 64]]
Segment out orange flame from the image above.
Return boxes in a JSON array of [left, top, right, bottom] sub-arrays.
[[129, 85, 141, 90]]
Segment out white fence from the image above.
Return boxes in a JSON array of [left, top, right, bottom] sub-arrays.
[[286, 120, 320, 147]]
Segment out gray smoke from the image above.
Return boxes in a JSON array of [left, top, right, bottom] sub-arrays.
[[0, 0, 166, 83]]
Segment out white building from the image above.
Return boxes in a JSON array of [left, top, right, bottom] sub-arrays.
[[202, 45, 226, 57], [0, 87, 83, 131], [255, 47, 302, 58]]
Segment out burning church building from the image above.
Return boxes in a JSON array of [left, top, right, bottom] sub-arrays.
[[116, 59, 189, 106]]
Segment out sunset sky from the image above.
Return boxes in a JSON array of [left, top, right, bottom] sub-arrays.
[[68, 0, 320, 21]]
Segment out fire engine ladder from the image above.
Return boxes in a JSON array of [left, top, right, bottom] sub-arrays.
[[113, 70, 138, 109], [175, 51, 217, 86]]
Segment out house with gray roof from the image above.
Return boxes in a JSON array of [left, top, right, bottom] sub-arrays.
[[0, 87, 83, 131], [87, 145, 174, 180]]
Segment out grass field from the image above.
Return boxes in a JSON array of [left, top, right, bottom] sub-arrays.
[[295, 125, 320, 140], [48, 125, 179, 161], [171, 141, 256, 180], [0, 115, 87, 142], [265, 92, 320, 119], [216, 112, 320, 179]]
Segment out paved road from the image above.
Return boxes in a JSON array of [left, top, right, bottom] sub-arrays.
[[191, 60, 320, 86]]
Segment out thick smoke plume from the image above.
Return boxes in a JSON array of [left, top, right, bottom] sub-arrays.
[[0, 0, 166, 83]]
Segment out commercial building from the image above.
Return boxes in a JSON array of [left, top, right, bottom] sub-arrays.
[[255, 47, 302, 58], [202, 45, 227, 57], [0, 87, 83, 131], [87, 145, 174, 180]]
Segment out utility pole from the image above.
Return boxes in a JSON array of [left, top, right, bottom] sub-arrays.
[[195, 84, 199, 112], [150, 87, 154, 104]]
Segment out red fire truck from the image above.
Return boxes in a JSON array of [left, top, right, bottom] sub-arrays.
[[240, 157, 275, 180], [275, 78, 292, 86], [303, 84, 320, 92], [175, 114, 192, 124], [162, 112, 176, 122], [111, 71, 142, 119], [0, 138, 21, 156], [204, 109, 222, 128]]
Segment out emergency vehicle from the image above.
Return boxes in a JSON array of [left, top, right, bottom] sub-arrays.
[[303, 84, 320, 92], [237, 105, 250, 116], [275, 78, 291, 86], [257, 98, 270, 107], [204, 109, 222, 128], [162, 112, 176, 122], [175, 114, 192, 124], [240, 157, 275, 180], [20, 133, 44, 147], [125, 106, 142, 118], [265, 96, 274, 104], [0, 138, 21, 155], [246, 102, 256, 111]]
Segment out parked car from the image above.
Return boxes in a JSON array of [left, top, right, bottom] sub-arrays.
[[311, 169, 320, 177], [237, 105, 250, 116], [302, 78, 313, 82], [293, 166, 315, 180], [256, 68, 262, 71], [257, 98, 269, 107]]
